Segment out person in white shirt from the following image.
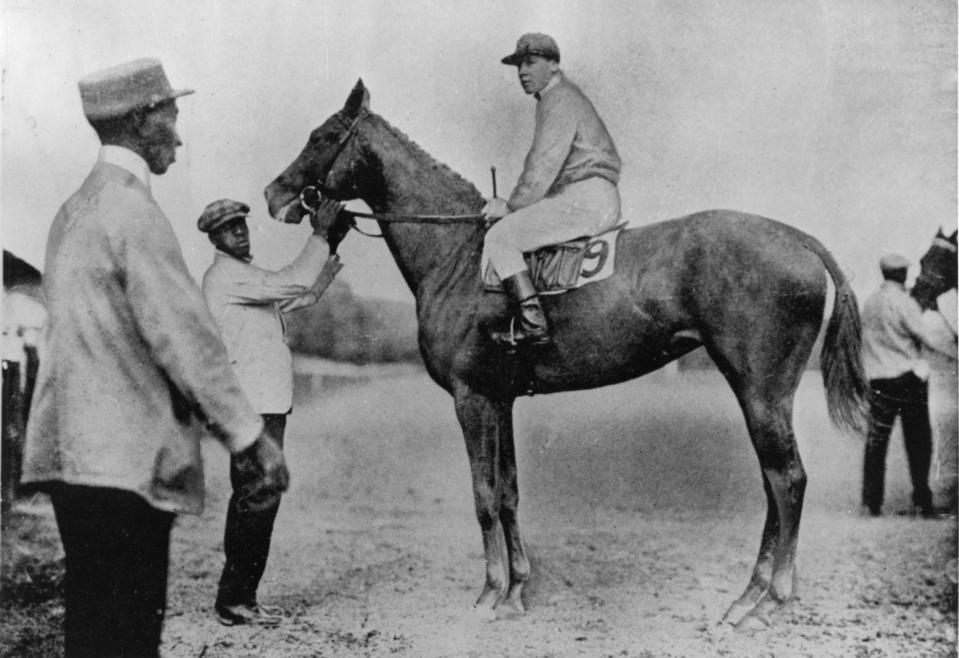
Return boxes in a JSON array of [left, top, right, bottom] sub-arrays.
[[860, 254, 943, 517], [198, 197, 343, 625]]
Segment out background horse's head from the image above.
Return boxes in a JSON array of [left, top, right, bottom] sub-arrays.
[[911, 227, 958, 310], [265, 79, 372, 225]]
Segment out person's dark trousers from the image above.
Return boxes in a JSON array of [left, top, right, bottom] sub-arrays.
[[217, 412, 287, 607], [862, 372, 934, 515], [50, 485, 176, 658]]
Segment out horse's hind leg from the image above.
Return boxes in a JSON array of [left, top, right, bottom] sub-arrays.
[[720, 385, 806, 629]]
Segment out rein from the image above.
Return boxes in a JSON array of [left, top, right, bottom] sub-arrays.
[[297, 111, 486, 238]]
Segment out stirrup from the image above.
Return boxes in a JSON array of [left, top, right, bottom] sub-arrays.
[[492, 317, 551, 352]]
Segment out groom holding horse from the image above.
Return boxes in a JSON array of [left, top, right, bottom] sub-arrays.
[[482, 33, 622, 348]]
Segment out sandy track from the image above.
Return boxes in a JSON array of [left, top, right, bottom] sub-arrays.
[[130, 367, 954, 656]]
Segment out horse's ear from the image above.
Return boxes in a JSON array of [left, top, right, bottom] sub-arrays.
[[949, 229, 957, 245], [937, 227, 946, 239], [343, 78, 370, 118]]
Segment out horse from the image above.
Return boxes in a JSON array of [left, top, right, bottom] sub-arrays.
[[264, 79, 869, 629], [911, 228, 957, 311]]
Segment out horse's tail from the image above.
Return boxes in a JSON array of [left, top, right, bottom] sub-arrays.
[[807, 240, 869, 435]]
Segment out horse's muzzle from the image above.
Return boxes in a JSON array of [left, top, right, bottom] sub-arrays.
[[273, 197, 307, 224]]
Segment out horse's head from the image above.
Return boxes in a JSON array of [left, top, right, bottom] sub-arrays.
[[911, 227, 958, 310], [265, 79, 372, 225]]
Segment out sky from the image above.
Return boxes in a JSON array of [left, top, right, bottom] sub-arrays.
[[2, 0, 956, 303]]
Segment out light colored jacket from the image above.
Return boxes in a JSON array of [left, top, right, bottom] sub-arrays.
[[508, 73, 621, 211], [861, 281, 937, 381], [201, 238, 334, 413], [23, 152, 262, 514]]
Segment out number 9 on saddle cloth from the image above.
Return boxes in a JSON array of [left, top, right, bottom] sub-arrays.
[[484, 223, 625, 295]]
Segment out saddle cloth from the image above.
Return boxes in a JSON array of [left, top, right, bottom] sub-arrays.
[[484, 223, 625, 295]]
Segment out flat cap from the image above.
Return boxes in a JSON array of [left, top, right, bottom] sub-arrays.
[[79, 57, 194, 121], [501, 33, 560, 66], [197, 199, 250, 233], [879, 253, 910, 273]]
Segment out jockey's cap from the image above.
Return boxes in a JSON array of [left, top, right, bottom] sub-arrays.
[[501, 33, 560, 66]]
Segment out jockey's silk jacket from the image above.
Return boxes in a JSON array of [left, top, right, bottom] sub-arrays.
[[201, 237, 335, 414], [23, 146, 263, 515], [508, 72, 622, 211]]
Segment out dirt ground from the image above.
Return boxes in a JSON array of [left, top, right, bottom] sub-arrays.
[[3, 363, 957, 657]]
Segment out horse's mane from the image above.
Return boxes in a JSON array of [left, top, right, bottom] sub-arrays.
[[369, 113, 485, 206]]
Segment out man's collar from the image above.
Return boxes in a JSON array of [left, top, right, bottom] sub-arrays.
[[98, 145, 151, 189], [215, 248, 253, 264], [881, 279, 906, 290], [534, 71, 563, 101]]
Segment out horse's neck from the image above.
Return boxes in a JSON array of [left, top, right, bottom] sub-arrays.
[[362, 117, 486, 297]]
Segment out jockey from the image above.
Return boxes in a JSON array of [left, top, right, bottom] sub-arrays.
[[482, 33, 622, 348]]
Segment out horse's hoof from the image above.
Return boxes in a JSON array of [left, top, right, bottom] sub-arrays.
[[494, 598, 525, 619], [469, 604, 497, 622], [474, 584, 502, 609], [734, 612, 771, 632], [720, 601, 753, 627]]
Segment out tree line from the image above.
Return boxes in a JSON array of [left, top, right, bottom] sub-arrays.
[[283, 278, 420, 364]]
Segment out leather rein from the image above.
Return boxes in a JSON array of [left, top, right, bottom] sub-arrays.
[[297, 111, 486, 238]]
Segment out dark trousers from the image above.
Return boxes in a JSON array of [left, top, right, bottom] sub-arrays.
[[216, 413, 287, 607], [862, 372, 933, 513], [51, 485, 176, 658]]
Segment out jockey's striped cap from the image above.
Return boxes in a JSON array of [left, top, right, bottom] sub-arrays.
[[79, 58, 193, 121], [198, 199, 250, 233], [501, 33, 560, 66]]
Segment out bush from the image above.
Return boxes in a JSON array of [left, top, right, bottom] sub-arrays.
[[284, 279, 420, 364]]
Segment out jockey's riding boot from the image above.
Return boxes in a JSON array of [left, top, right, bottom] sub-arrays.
[[491, 271, 552, 349]]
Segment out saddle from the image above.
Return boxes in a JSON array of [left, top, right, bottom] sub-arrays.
[[484, 223, 625, 295]]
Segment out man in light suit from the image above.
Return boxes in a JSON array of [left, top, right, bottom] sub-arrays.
[[197, 198, 343, 625], [22, 58, 288, 657]]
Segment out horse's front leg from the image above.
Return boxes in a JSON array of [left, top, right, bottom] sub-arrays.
[[453, 385, 524, 614], [496, 404, 530, 617]]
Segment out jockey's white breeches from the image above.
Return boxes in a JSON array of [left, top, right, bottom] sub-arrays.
[[482, 177, 621, 280]]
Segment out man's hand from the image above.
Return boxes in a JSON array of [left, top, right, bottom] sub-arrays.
[[309, 198, 347, 236], [482, 197, 510, 227], [326, 215, 353, 254], [233, 430, 290, 514]]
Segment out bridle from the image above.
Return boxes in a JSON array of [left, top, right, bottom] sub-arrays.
[[298, 111, 366, 211], [916, 238, 958, 294], [296, 111, 486, 238]]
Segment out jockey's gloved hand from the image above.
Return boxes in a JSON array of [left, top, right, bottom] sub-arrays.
[[233, 430, 290, 514], [482, 197, 510, 223], [309, 198, 347, 237]]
